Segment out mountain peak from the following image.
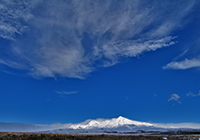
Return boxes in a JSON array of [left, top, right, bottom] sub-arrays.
[[117, 116, 126, 119], [116, 116, 130, 122]]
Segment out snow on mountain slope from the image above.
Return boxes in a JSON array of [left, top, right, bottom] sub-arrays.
[[40, 116, 200, 134], [68, 116, 153, 129]]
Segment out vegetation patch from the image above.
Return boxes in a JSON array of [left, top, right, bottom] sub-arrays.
[[0, 132, 200, 140]]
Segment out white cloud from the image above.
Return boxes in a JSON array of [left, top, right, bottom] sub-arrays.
[[168, 94, 181, 104], [0, 0, 196, 78], [163, 58, 200, 70], [186, 91, 200, 97]]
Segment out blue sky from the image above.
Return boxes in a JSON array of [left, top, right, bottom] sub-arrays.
[[0, 0, 200, 125]]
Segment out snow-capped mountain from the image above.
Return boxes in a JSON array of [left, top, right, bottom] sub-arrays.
[[1, 116, 200, 133], [68, 116, 153, 129], [44, 116, 200, 134]]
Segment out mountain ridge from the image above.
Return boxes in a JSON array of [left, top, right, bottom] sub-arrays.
[[68, 116, 153, 129]]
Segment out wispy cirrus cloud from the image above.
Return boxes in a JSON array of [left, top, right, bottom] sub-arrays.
[[168, 94, 181, 104], [0, 0, 196, 79], [0, 0, 38, 40]]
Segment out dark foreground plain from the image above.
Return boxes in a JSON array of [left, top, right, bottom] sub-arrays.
[[1, 132, 200, 140]]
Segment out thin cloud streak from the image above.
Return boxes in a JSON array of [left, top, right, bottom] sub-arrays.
[[0, 0, 196, 79], [56, 91, 77, 95]]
